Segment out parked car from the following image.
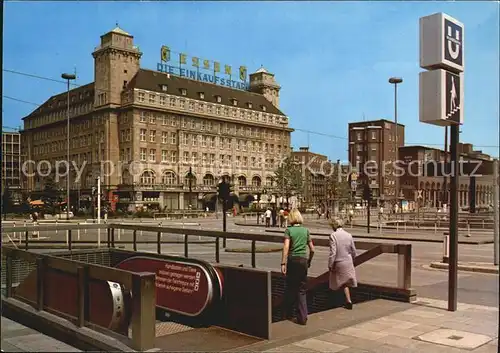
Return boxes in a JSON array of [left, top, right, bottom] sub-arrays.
[[55, 211, 74, 220]]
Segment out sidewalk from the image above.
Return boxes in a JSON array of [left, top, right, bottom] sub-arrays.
[[1, 316, 81, 352], [430, 261, 499, 274], [261, 298, 498, 353]]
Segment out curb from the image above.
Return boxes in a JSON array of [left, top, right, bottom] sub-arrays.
[[224, 247, 282, 253], [264, 229, 493, 245], [429, 262, 499, 274]]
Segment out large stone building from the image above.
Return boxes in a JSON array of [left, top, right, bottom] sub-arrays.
[[2, 129, 22, 203], [399, 143, 496, 211], [348, 119, 405, 206], [20, 26, 292, 211]]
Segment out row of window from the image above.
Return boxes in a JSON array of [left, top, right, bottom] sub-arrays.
[[352, 131, 398, 142], [33, 131, 105, 155], [32, 115, 107, 141], [27, 102, 95, 130], [132, 90, 284, 127]]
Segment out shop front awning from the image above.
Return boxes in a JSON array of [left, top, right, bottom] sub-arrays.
[[203, 193, 217, 203]]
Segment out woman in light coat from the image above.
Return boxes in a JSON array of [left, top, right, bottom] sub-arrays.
[[328, 218, 357, 309]]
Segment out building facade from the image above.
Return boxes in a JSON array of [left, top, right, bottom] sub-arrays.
[[399, 144, 496, 211], [20, 26, 292, 211], [2, 130, 22, 203], [348, 119, 405, 206], [290, 147, 329, 207]]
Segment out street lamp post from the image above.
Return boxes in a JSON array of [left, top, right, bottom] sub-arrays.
[[61, 73, 76, 220], [389, 77, 403, 213]]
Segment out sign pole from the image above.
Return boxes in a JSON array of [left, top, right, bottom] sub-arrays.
[[493, 159, 499, 265], [448, 123, 459, 311]]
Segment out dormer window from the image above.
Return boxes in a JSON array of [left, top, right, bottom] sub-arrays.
[[247, 102, 253, 109], [199, 92, 205, 99], [261, 105, 267, 112], [180, 88, 187, 96], [161, 84, 168, 92], [215, 95, 222, 103], [232, 99, 238, 106]]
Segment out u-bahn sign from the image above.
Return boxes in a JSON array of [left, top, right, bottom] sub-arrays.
[[419, 13, 464, 126], [419, 69, 463, 125], [420, 13, 464, 73], [115, 256, 223, 317]]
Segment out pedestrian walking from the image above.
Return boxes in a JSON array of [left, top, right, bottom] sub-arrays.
[[265, 208, 272, 227], [30, 212, 40, 238], [279, 208, 285, 228], [328, 218, 357, 310], [281, 209, 315, 325]]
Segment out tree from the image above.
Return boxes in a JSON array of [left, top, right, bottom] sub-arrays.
[[326, 163, 351, 213], [273, 157, 304, 207], [41, 177, 60, 214]]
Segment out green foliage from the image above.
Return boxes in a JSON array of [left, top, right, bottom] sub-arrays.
[[326, 163, 351, 201], [273, 157, 304, 198]]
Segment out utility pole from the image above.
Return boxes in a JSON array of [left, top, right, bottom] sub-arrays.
[[97, 176, 101, 247], [493, 158, 499, 265]]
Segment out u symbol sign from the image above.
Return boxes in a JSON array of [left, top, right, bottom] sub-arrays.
[[447, 25, 460, 60]]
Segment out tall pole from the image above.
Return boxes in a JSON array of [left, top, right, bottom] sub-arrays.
[[97, 176, 101, 247], [389, 77, 403, 213], [442, 126, 449, 207], [493, 159, 499, 265], [448, 123, 459, 311], [62, 73, 76, 220]]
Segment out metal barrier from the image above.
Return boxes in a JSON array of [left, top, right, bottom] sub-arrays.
[[1, 246, 156, 351], [1, 223, 413, 296]]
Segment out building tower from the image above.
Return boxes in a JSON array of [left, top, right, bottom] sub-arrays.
[[249, 67, 281, 108], [92, 26, 142, 107]]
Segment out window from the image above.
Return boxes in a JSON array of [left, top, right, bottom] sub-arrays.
[[220, 138, 225, 149], [202, 136, 207, 147], [126, 129, 131, 141], [371, 131, 376, 140], [191, 152, 198, 163], [232, 99, 238, 106], [180, 99, 185, 109], [140, 171, 155, 184], [162, 115, 168, 125], [140, 148, 147, 161], [192, 135, 198, 147], [181, 89, 187, 96], [170, 151, 177, 163], [160, 96, 166, 105], [170, 132, 177, 145], [189, 101, 195, 111], [149, 114, 156, 124], [210, 136, 216, 148], [357, 132, 362, 141], [162, 132, 168, 144], [202, 153, 207, 165], [138, 92, 145, 102], [210, 153, 215, 164], [183, 151, 189, 163], [162, 171, 176, 185], [149, 149, 156, 162], [247, 102, 253, 109], [261, 105, 267, 112], [199, 92, 205, 99], [182, 133, 188, 146], [150, 130, 156, 142], [216, 106, 221, 115], [149, 94, 156, 104], [161, 150, 168, 162], [170, 97, 176, 107], [243, 156, 248, 167], [140, 129, 146, 141], [215, 95, 222, 103], [140, 111, 146, 122], [161, 85, 168, 92], [203, 174, 214, 186]]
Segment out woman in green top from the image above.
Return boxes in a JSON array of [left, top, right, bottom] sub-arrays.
[[281, 209, 315, 325]]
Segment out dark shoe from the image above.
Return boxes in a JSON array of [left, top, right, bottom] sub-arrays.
[[344, 302, 353, 310], [293, 318, 307, 325]]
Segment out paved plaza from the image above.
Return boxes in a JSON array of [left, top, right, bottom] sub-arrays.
[[2, 216, 498, 352]]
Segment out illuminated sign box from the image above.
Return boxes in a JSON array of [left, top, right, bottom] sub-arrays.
[[419, 69, 464, 126], [420, 12, 465, 73]]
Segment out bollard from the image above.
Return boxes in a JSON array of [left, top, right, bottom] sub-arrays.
[[467, 222, 471, 237], [77, 224, 80, 240], [404, 221, 407, 232], [396, 221, 399, 234], [434, 222, 437, 235], [140, 219, 143, 237], [56, 219, 58, 235], [443, 233, 450, 263], [84, 221, 87, 235], [66, 230, 69, 246], [118, 228, 121, 241]]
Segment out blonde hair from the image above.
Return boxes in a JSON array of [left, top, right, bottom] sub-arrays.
[[329, 218, 344, 229], [288, 208, 304, 225]]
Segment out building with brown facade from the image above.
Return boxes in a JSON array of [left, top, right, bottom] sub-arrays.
[[20, 26, 292, 211], [290, 147, 328, 207], [399, 143, 496, 211], [348, 119, 405, 206], [2, 129, 22, 203]]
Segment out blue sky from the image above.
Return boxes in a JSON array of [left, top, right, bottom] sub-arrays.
[[3, 1, 499, 160]]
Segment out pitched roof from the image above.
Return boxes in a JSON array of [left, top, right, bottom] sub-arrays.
[[128, 69, 286, 116], [23, 83, 94, 120], [110, 26, 131, 36]]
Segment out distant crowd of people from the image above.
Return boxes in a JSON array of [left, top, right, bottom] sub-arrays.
[[262, 207, 290, 228]]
